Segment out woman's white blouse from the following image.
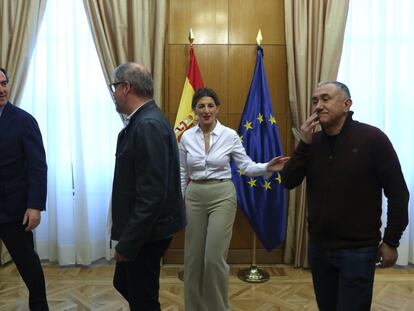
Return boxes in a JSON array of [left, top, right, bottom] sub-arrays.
[[179, 121, 270, 194]]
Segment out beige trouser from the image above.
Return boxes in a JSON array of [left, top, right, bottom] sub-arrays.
[[184, 179, 237, 311]]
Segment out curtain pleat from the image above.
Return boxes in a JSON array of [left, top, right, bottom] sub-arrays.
[[83, 0, 167, 107], [283, 0, 349, 267], [0, 0, 47, 106]]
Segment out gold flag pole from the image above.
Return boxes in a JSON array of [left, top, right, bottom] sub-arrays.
[[189, 28, 194, 47], [237, 29, 269, 283], [178, 28, 195, 282], [237, 233, 270, 283], [256, 29, 263, 47]]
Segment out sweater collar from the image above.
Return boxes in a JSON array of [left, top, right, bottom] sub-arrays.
[[340, 111, 354, 132]]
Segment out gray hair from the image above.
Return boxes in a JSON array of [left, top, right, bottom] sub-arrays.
[[113, 62, 153, 98], [318, 81, 351, 99], [0, 67, 9, 81]]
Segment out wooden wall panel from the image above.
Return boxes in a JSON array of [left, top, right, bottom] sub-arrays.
[[167, 45, 189, 114], [191, 0, 229, 44], [275, 113, 288, 153], [228, 45, 288, 115], [227, 113, 243, 132], [194, 45, 229, 113], [228, 46, 256, 113], [165, 0, 291, 264], [169, 0, 192, 44], [229, 0, 285, 44], [169, 0, 229, 44], [262, 46, 289, 115]]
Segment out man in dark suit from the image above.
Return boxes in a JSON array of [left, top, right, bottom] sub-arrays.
[[0, 68, 48, 310], [109, 62, 185, 310]]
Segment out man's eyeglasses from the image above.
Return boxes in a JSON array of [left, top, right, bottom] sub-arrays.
[[109, 81, 125, 93], [0, 80, 8, 87]]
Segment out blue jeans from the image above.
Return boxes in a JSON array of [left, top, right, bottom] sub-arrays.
[[308, 241, 377, 311]]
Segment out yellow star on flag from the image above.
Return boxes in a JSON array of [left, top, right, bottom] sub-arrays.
[[239, 135, 243, 143], [247, 178, 257, 187], [263, 180, 272, 190], [269, 115, 276, 125], [237, 168, 244, 176], [257, 113, 264, 124], [275, 173, 282, 184], [243, 120, 253, 131]]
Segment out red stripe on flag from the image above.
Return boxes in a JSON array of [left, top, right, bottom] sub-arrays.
[[188, 48, 204, 90]]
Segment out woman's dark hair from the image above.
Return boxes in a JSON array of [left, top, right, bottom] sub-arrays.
[[192, 87, 221, 109]]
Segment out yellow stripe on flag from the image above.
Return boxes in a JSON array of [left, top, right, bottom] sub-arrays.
[[174, 47, 204, 141], [174, 78, 195, 139]]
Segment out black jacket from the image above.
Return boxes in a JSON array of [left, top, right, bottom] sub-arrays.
[[0, 102, 47, 224], [111, 100, 186, 259], [281, 112, 409, 249]]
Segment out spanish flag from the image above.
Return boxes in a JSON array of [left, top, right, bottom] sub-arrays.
[[174, 47, 204, 140]]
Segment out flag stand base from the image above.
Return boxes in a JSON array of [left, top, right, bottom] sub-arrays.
[[179, 265, 269, 283], [237, 264, 269, 283], [238, 234, 269, 283]]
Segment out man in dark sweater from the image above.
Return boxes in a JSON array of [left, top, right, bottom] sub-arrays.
[[281, 81, 409, 311]]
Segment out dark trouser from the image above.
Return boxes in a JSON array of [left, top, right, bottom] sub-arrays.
[[113, 237, 172, 311], [308, 241, 377, 311], [0, 222, 49, 311]]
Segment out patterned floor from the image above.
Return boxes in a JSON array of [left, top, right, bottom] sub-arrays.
[[1, 262, 414, 310]]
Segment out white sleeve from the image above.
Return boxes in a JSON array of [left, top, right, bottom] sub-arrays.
[[179, 138, 190, 196], [230, 130, 271, 178]]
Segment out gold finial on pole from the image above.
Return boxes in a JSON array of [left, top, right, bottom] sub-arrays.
[[189, 28, 195, 47], [256, 29, 263, 46]]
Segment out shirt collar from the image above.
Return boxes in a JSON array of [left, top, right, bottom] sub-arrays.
[[195, 120, 223, 136], [123, 99, 152, 127], [0, 105, 5, 117]]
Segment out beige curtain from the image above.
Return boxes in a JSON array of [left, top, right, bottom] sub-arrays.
[[0, 0, 47, 105], [83, 0, 167, 107], [283, 0, 349, 267], [0, 242, 11, 264], [0, 0, 47, 265]]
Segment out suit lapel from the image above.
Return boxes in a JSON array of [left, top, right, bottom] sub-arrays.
[[0, 103, 17, 137], [115, 127, 127, 156]]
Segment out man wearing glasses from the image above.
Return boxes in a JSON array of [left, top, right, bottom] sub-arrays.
[[0, 68, 49, 310], [108, 63, 185, 310]]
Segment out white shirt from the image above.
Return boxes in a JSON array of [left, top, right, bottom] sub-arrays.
[[179, 120, 270, 194], [122, 99, 152, 128]]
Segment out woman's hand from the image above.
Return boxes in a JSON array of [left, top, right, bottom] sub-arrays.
[[267, 156, 291, 172]]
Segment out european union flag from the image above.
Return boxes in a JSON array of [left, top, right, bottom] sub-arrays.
[[231, 46, 286, 251]]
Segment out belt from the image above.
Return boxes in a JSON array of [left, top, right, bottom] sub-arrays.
[[191, 178, 231, 184]]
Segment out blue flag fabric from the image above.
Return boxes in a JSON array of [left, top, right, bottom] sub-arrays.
[[231, 47, 286, 251]]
